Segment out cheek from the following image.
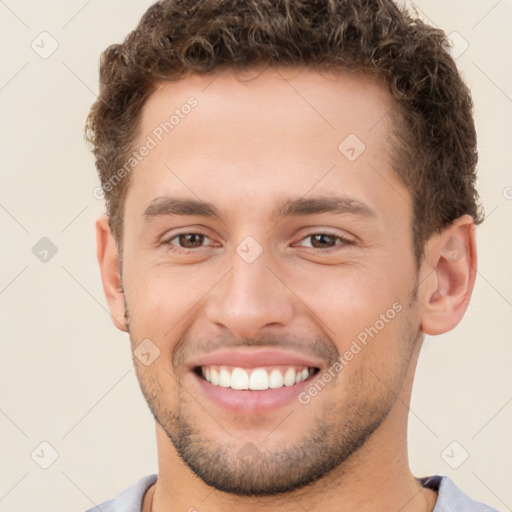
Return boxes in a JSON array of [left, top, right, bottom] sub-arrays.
[[123, 261, 218, 338], [323, 305, 415, 409], [284, 260, 400, 338], [283, 260, 412, 382]]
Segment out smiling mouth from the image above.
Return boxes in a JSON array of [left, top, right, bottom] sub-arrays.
[[194, 365, 320, 391]]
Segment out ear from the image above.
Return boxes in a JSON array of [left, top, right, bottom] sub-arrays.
[[419, 215, 477, 335], [96, 214, 127, 332]]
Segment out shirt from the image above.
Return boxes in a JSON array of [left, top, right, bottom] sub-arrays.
[[85, 474, 500, 511]]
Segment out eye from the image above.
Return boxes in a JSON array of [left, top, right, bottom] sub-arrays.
[[164, 232, 213, 251], [297, 233, 352, 249]]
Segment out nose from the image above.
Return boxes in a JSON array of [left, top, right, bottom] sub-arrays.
[[205, 248, 295, 339]]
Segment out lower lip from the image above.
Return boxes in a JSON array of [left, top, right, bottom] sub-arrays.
[[191, 371, 314, 414]]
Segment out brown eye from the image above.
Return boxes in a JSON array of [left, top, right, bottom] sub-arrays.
[[309, 234, 338, 248], [296, 233, 353, 250], [165, 232, 212, 252], [176, 233, 205, 248]]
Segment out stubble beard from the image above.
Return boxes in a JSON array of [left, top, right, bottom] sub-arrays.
[[125, 284, 420, 496]]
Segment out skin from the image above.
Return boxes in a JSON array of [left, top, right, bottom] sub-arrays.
[[96, 66, 477, 512]]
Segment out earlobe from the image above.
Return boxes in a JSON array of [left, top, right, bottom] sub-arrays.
[[96, 215, 128, 332], [420, 215, 477, 336]]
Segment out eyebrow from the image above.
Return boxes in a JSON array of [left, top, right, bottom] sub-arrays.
[[272, 196, 377, 219], [143, 197, 221, 221], [142, 195, 377, 222]]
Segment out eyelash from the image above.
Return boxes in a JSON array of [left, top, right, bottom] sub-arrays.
[[163, 232, 213, 253], [298, 233, 353, 251], [162, 231, 353, 253]]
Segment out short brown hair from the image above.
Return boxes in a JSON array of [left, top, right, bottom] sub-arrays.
[[85, 0, 483, 263]]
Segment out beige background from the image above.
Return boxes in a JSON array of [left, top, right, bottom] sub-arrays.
[[0, 1, 511, 511]]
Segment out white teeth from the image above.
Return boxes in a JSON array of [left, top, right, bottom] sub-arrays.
[[219, 368, 231, 387], [283, 367, 296, 387], [249, 368, 269, 390], [231, 367, 249, 390], [268, 369, 284, 388], [201, 365, 313, 390]]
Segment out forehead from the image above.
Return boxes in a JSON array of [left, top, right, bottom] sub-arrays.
[[127, 66, 406, 223], [141, 66, 393, 153]]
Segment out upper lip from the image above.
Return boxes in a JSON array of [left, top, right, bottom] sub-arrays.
[[190, 349, 323, 370]]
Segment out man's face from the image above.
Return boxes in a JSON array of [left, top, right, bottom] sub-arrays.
[[120, 67, 421, 494]]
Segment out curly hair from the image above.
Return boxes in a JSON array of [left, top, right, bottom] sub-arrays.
[[85, 0, 483, 264]]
